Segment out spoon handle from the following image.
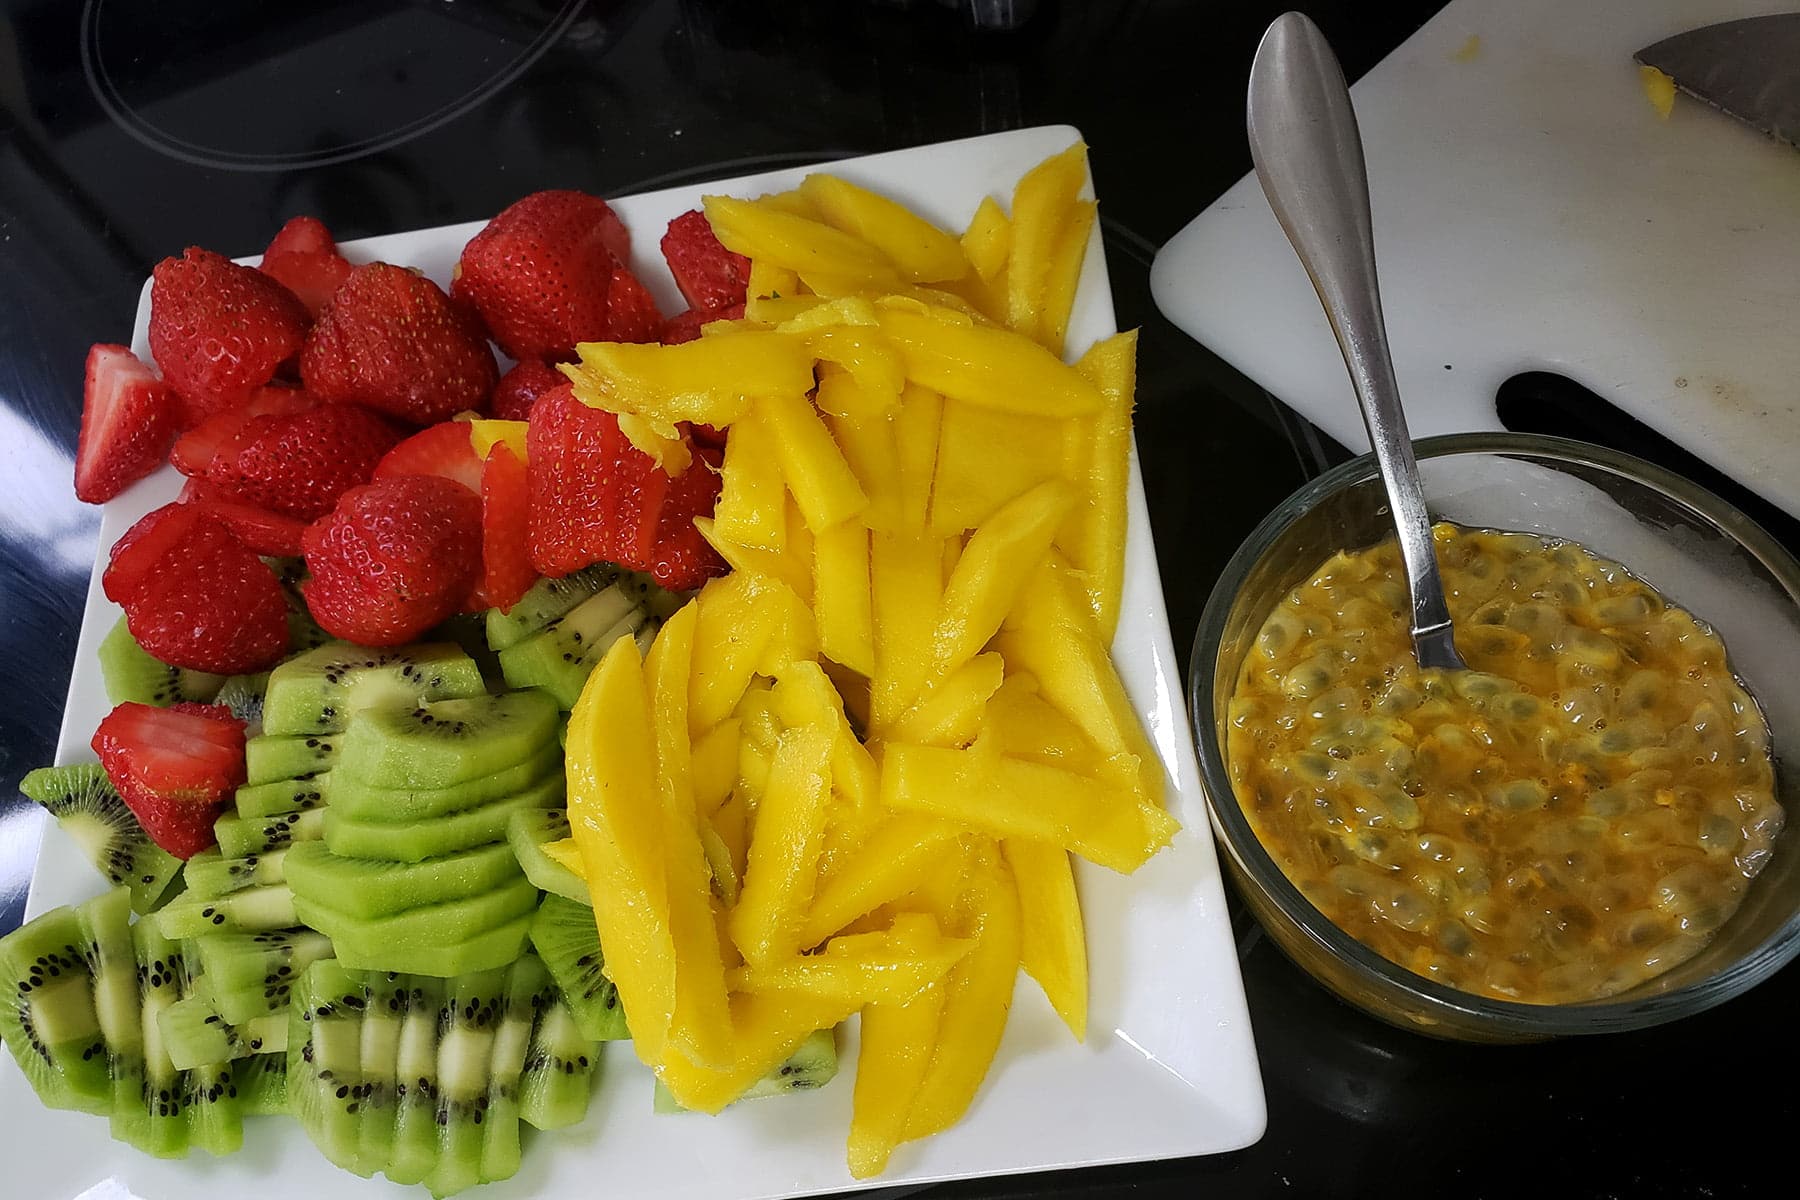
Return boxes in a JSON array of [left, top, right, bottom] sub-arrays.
[[1246, 12, 1463, 670]]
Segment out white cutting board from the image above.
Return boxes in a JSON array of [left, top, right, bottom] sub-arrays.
[[1150, 0, 1800, 518]]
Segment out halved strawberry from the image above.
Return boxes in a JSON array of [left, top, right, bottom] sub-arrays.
[[149, 247, 310, 426], [526, 383, 669, 578], [103, 502, 205, 603], [604, 266, 664, 343], [259, 215, 354, 316], [661, 209, 751, 313], [263, 215, 336, 258], [74, 344, 181, 504], [474, 443, 536, 612], [372, 419, 485, 494], [93, 701, 247, 858], [489, 359, 567, 421], [660, 301, 746, 347], [169, 385, 314, 476], [649, 444, 728, 592], [177, 478, 309, 556], [187, 401, 404, 521]]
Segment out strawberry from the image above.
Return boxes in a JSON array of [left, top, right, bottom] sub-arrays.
[[526, 382, 669, 578], [93, 701, 247, 858], [259, 216, 354, 317], [74, 344, 181, 504], [604, 265, 664, 343], [168, 385, 314, 476], [301, 262, 499, 425], [372, 419, 485, 494], [660, 301, 745, 347], [103, 502, 291, 674], [182, 400, 403, 521], [176, 479, 309, 556], [650, 445, 728, 591], [302, 474, 484, 645], [451, 190, 631, 361], [490, 359, 567, 421], [474, 443, 536, 612], [149, 247, 310, 426], [661, 209, 750, 313]]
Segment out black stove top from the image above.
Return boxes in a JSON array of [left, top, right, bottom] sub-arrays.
[[1, 4, 1791, 1198]]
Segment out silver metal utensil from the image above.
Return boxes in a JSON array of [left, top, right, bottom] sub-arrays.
[[1244, 10, 1467, 671], [1636, 14, 1800, 150]]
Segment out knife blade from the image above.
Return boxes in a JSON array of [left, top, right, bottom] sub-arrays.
[[1634, 13, 1800, 148]]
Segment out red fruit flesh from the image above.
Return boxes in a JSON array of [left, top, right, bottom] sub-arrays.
[[149, 247, 310, 426], [489, 359, 566, 422], [103, 502, 205, 604], [169, 385, 314, 476], [176, 479, 308, 557], [263, 216, 336, 259], [660, 209, 751, 313], [474, 443, 536, 613], [660, 301, 745, 347], [261, 251, 353, 318], [75, 344, 181, 504], [649, 445, 729, 592], [603, 266, 664, 343], [300, 262, 499, 425], [526, 383, 669, 578], [302, 474, 484, 646], [197, 402, 404, 521], [373, 420, 484, 495], [451, 190, 631, 362], [93, 701, 247, 859]]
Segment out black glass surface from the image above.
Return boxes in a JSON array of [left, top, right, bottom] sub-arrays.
[[0, 3, 1792, 1198]]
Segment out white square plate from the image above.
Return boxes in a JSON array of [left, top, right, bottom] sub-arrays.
[[7, 124, 1265, 1200]]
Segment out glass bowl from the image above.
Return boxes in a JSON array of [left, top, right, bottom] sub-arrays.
[[1190, 432, 1800, 1042]]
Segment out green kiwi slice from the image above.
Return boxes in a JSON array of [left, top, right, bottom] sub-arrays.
[[190, 928, 333, 1023], [420, 967, 511, 1197], [651, 1028, 839, 1113], [328, 743, 560, 826], [233, 775, 331, 819], [287, 959, 370, 1174], [98, 617, 225, 707], [334, 689, 562, 792], [262, 642, 488, 737], [294, 876, 540, 978], [214, 805, 326, 858], [183, 848, 290, 900], [322, 773, 565, 863], [77, 888, 146, 1129], [244, 732, 339, 785], [211, 673, 269, 729], [386, 974, 446, 1187], [19, 764, 182, 914], [518, 996, 600, 1130], [354, 971, 409, 1177], [485, 564, 624, 652], [127, 916, 196, 1156], [0, 904, 112, 1114], [285, 840, 525, 921], [527, 895, 628, 1041], [157, 994, 286, 1069], [497, 580, 652, 707], [508, 807, 587, 903], [233, 1050, 287, 1116], [156, 884, 297, 940], [479, 955, 552, 1184]]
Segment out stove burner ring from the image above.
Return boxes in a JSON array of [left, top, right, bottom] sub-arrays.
[[79, 0, 588, 172]]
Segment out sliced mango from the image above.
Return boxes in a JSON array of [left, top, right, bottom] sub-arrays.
[[728, 723, 834, 965], [729, 915, 970, 1005], [888, 651, 1006, 747], [869, 531, 948, 732], [566, 331, 814, 432], [799, 173, 969, 284], [933, 479, 1076, 675], [759, 389, 868, 532], [801, 812, 964, 948], [960, 195, 1011, 285], [892, 384, 941, 534], [1038, 198, 1096, 357], [657, 990, 855, 1114], [1005, 142, 1088, 345], [1060, 329, 1137, 639], [711, 407, 789, 552], [1003, 838, 1087, 1040], [704, 194, 901, 292], [848, 956, 948, 1179], [877, 306, 1103, 419], [930, 398, 1068, 535], [466, 419, 530, 462], [813, 520, 875, 676], [746, 259, 801, 302]]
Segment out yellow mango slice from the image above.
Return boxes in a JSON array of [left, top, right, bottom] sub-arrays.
[[703, 195, 901, 291], [700, 820, 740, 907], [868, 531, 948, 732], [616, 412, 691, 473], [803, 327, 906, 400], [566, 637, 675, 1065], [888, 651, 1005, 747], [848, 957, 948, 1178], [712, 407, 788, 552], [657, 991, 855, 1114], [985, 672, 1106, 775], [728, 723, 834, 964], [801, 812, 963, 948], [813, 520, 875, 676], [933, 479, 1077, 675], [711, 791, 751, 891], [929, 398, 1068, 535], [758, 390, 868, 531], [877, 306, 1103, 418], [799, 173, 969, 284], [771, 659, 876, 818], [1003, 838, 1087, 1040], [902, 848, 1020, 1140], [566, 331, 814, 431], [688, 572, 815, 735], [729, 917, 971, 1005], [694, 514, 814, 604], [774, 295, 880, 333], [892, 384, 942, 533], [881, 737, 1176, 873], [1005, 142, 1088, 344], [960, 195, 1010, 285], [746, 259, 801, 301], [1038, 198, 1096, 357], [1060, 329, 1136, 639], [692, 718, 741, 817], [538, 836, 585, 879], [466, 419, 529, 462], [752, 187, 820, 218]]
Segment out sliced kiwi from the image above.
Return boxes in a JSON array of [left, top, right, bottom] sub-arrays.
[[245, 732, 339, 785], [262, 642, 488, 738], [190, 928, 333, 1022], [425, 967, 513, 1197], [234, 1050, 288, 1116], [287, 959, 370, 1174], [294, 876, 540, 978], [322, 773, 565, 863], [183, 848, 290, 900], [508, 808, 587, 902], [78, 888, 146, 1126], [99, 616, 225, 707], [158, 994, 286, 1069], [0, 904, 112, 1114], [651, 1028, 839, 1113], [334, 689, 562, 792], [528, 895, 628, 1042], [212, 673, 269, 729], [169, 934, 246, 1157], [518, 995, 599, 1131], [126, 916, 196, 1156], [19, 764, 182, 914], [485, 564, 624, 652], [497, 580, 652, 707], [233, 774, 331, 819], [215, 805, 327, 859], [328, 743, 560, 826], [156, 884, 297, 939], [479, 955, 551, 1184], [386, 974, 446, 1187], [354, 970, 408, 1177], [285, 840, 525, 921]]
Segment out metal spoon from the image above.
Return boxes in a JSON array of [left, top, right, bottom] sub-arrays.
[[1245, 11, 1467, 672]]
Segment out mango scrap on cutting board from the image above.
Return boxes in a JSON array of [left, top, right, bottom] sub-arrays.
[[559, 140, 1177, 1180]]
